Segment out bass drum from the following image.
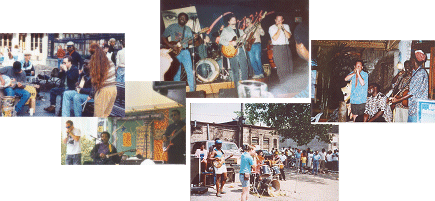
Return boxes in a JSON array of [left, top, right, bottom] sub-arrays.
[[195, 58, 220, 83]]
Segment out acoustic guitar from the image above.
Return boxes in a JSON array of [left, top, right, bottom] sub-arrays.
[[221, 12, 267, 58], [213, 154, 233, 168], [163, 27, 209, 57]]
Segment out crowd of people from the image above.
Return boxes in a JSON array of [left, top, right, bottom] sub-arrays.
[[0, 38, 125, 117], [346, 49, 429, 123]]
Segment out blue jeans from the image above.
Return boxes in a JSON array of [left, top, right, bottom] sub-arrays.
[[312, 160, 319, 174], [116, 67, 125, 82], [247, 43, 263, 76], [65, 154, 81, 165], [175, 49, 195, 91], [229, 48, 248, 89], [239, 173, 249, 187], [57, 58, 63, 69], [62, 90, 91, 117], [408, 115, 418, 123], [4, 87, 30, 113], [49, 87, 66, 105]]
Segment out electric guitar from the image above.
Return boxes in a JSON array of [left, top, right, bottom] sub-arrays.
[[213, 154, 234, 168], [163, 27, 209, 56], [221, 12, 267, 58], [105, 149, 136, 158], [163, 125, 186, 152], [244, 14, 267, 52]]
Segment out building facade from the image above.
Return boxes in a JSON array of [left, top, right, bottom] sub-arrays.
[[191, 120, 280, 152]]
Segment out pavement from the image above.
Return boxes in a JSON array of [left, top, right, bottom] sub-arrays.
[[191, 168, 338, 201]]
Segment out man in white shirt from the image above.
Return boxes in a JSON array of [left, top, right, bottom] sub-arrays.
[[320, 148, 326, 173], [268, 15, 293, 83], [63, 120, 81, 165]]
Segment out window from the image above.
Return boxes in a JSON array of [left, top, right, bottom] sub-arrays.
[[263, 138, 269, 149], [251, 137, 259, 145], [273, 139, 278, 148]]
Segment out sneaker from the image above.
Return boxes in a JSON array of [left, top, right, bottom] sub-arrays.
[[44, 105, 56, 113], [216, 193, 221, 197]]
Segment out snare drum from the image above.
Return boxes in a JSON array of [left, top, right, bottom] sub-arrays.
[[260, 165, 271, 177], [271, 166, 281, 175]]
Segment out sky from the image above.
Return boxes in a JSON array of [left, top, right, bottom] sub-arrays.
[[190, 103, 243, 123]]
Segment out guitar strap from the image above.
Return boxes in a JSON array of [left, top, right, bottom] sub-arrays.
[[233, 28, 240, 38]]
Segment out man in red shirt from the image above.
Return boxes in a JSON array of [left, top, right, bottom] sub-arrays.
[[57, 45, 65, 69]]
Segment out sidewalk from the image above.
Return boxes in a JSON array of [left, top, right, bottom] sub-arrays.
[[191, 169, 338, 201]]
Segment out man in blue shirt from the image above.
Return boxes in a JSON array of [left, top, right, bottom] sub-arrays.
[[239, 145, 256, 201], [162, 12, 197, 92], [312, 151, 321, 175], [295, 149, 301, 173], [345, 59, 368, 121]]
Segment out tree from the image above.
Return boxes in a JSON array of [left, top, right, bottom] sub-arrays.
[[244, 103, 333, 146]]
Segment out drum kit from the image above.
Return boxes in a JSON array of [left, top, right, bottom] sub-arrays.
[[194, 43, 231, 84], [1, 96, 16, 117], [250, 164, 281, 196]]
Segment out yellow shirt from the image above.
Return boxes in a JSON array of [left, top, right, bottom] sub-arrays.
[[301, 156, 307, 163]]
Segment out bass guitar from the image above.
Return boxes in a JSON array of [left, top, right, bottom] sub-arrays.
[[163, 125, 186, 152], [213, 154, 233, 168], [163, 27, 209, 57], [221, 12, 267, 58]]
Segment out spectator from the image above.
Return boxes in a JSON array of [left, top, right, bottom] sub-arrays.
[[57, 45, 66, 69], [115, 40, 125, 82]]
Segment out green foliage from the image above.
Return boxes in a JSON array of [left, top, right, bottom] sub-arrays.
[[244, 103, 332, 146], [61, 135, 96, 165]]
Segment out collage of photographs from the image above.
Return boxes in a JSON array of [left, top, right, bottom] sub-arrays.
[[1, 0, 435, 201]]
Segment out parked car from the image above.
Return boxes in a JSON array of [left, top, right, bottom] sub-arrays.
[[191, 140, 241, 165]]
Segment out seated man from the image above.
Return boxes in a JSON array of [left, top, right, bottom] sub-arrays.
[[356, 83, 393, 122], [90, 132, 124, 165], [62, 61, 93, 117], [21, 51, 35, 78], [0, 61, 30, 115], [44, 56, 79, 113]]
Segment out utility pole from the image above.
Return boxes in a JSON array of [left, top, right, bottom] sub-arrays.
[[239, 103, 244, 148]]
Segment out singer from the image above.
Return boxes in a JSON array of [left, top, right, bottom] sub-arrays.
[[268, 14, 293, 83], [90, 131, 124, 165], [63, 120, 82, 165]]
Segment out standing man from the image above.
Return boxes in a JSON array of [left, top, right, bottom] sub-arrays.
[[44, 56, 79, 113], [320, 148, 326, 174], [245, 17, 265, 79], [108, 38, 117, 65], [278, 152, 287, 180], [312, 151, 321, 175], [163, 109, 186, 164], [209, 139, 227, 197], [239, 145, 256, 201], [268, 15, 293, 83], [219, 14, 249, 90], [66, 41, 84, 71], [295, 149, 301, 173], [57, 45, 65, 69], [63, 120, 81, 165], [344, 60, 368, 121], [90, 131, 124, 165], [162, 12, 197, 92], [0, 62, 30, 115], [390, 60, 412, 122], [391, 50, 429, 123], [115, 40, 125, 82]]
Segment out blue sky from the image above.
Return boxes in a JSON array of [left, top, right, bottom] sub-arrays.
[[190, 103, 243, 123]]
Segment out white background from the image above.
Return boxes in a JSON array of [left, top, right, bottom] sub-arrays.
[[1, 0, 435, 201]]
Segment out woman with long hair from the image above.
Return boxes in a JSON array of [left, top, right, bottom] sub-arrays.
[[88, 43, 117, 117]]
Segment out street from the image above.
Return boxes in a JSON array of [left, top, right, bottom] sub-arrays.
[[191, 169, 339, 201]]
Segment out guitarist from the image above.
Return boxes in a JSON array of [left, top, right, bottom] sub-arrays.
[[90, 132, 124, 165], [208, 139, 228, 197], [161, 12, 197, 92], [391, 50, 429, 123], [0, 61, 31, 115], [219, 15, 249, 91], [245, 17, 265, 79], [163, 109, 186, 164], [390, 60, 411, 122]]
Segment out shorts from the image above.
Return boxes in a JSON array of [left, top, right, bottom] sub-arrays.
[[351, 103, 365, 115], [214, 164, 227, 174], [239, 173, 250, 187]]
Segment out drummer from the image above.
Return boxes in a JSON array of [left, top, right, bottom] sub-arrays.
[[240, 145, 256, 201]]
